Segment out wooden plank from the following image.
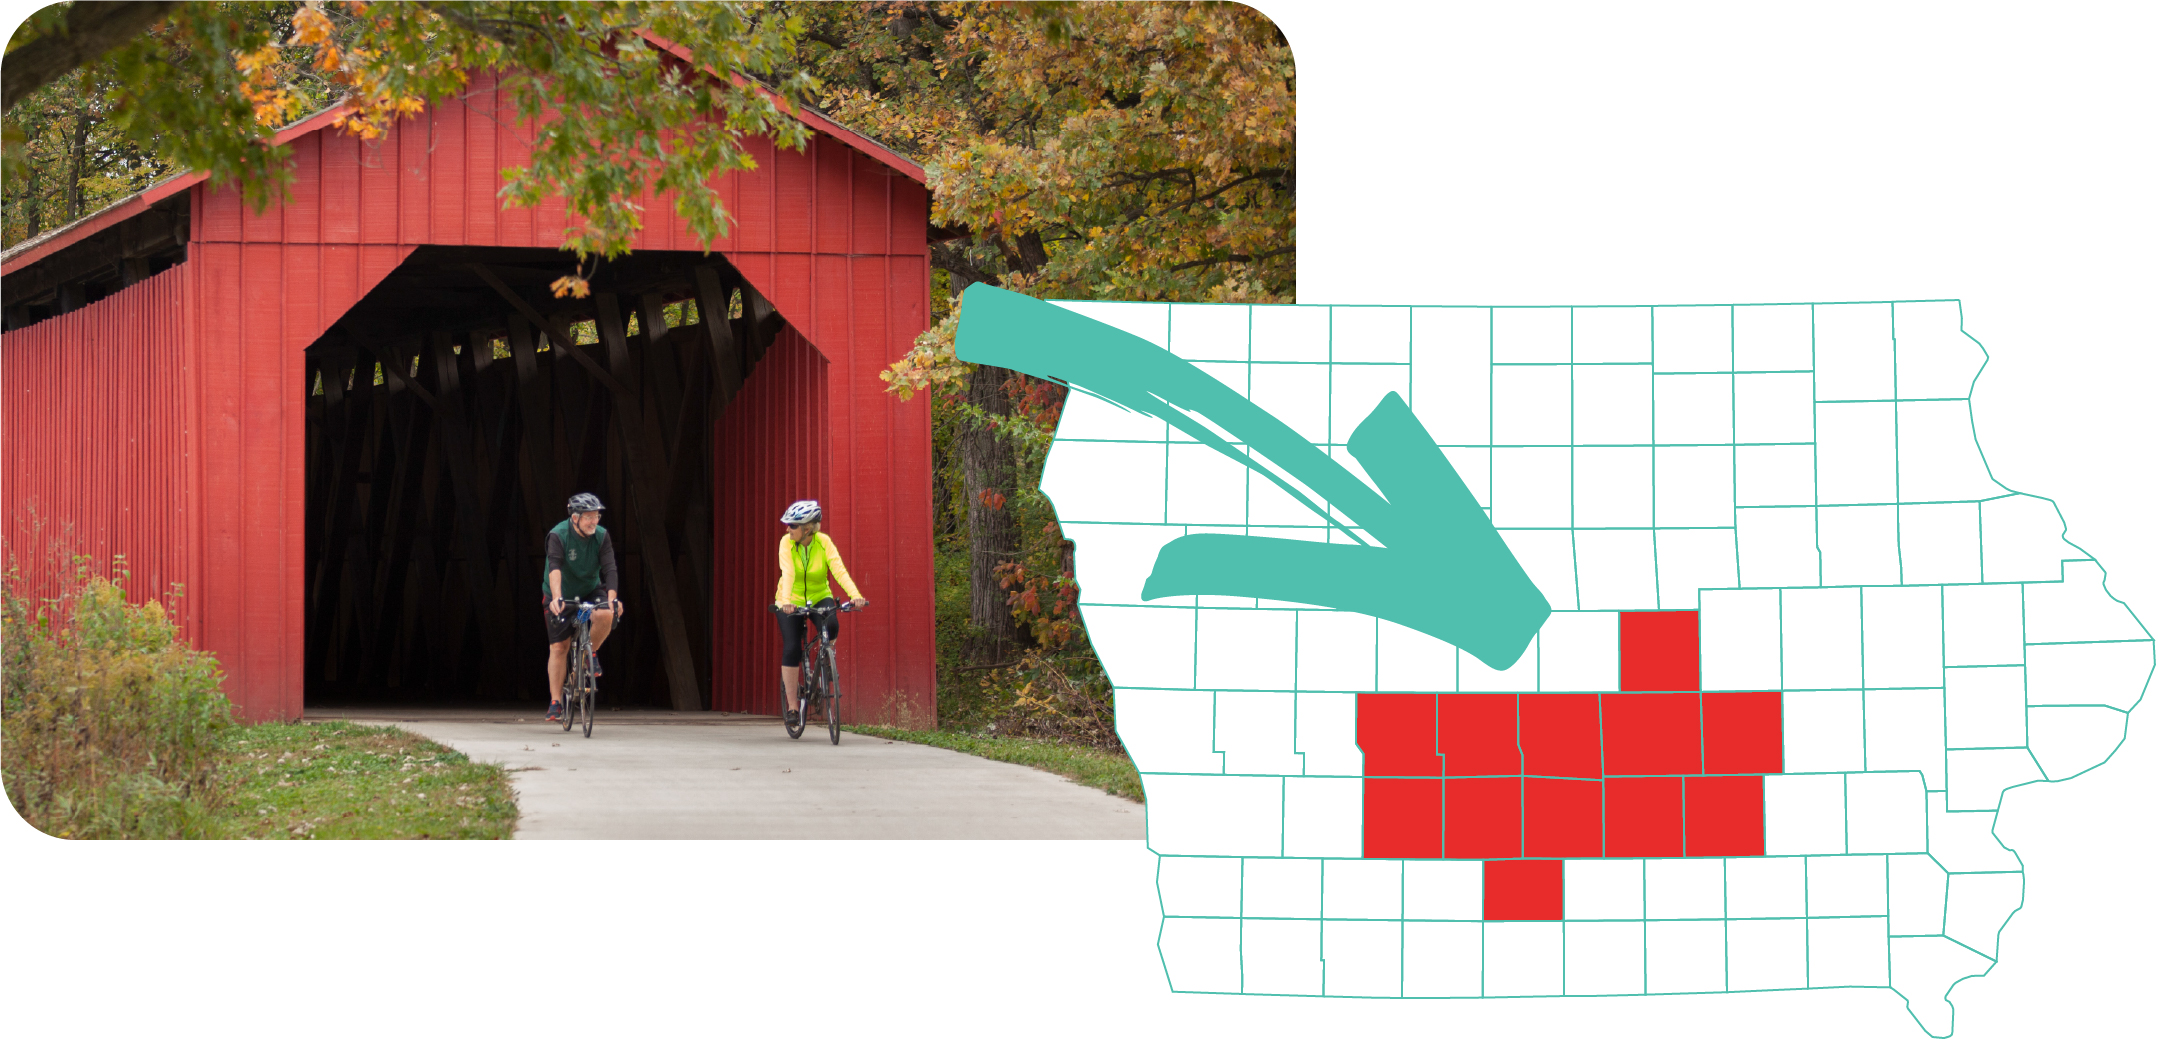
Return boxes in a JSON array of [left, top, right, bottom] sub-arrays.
[[743, 281, 784, 367], [462, 87, 498, 246], [287, 133, 322, 243], [674, 534, 710, 698], [467, 262, 631, 397], [505, 314, 555, 537], [594, 292, 702, 711], [448, 334, 497, 511], [552, 330, 595, 498], [315, 377, 362, 686], [363, 333, 440, 410], [307, 352, 367, 677], [662, 335, 710, 531], [692, 265, 747, 415], [638, 293, 684, 447], [410, 346, 455, 686], [425, 331, 515, 692], [322, 131, 361, 243], [348, 385, 390, 679], [401, 446, 443, 689], [466, 334, 530, 675], [397, 112, 429, 244], [685, 268, 737, 704], [481, 362, 528, 627], [357, 343, 432, 685], [667, 339, 713, 666]]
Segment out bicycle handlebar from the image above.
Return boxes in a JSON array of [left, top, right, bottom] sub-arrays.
[[769, 601, 860, 616], [555, 598, 617, 621]]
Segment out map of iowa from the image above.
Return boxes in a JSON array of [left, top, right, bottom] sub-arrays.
[[957, 287, 2153, 1038]]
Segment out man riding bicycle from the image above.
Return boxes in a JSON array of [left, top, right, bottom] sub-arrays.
[[545, 493, 623, 722], [774, 500, 867, 728]]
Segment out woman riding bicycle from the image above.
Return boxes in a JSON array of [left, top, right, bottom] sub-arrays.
[[774, 500, 867, 727]]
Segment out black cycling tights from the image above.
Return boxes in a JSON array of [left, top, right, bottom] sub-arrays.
[[777, 598, 840, 667]]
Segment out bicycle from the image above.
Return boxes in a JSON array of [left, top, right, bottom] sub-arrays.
[[558, 599, 613, 739], [774, 600, 856, 745]]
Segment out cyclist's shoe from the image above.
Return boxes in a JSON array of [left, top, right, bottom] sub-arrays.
[[783, 709, 800, 726], [546, 701, 563, 721], [590, 654, 603, 678]]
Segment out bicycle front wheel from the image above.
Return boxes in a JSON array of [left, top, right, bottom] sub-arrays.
[[572, 630, 595, 733], [561, 655, 580, 733], [581, 667, 596, 739], [823, 649, 842, 745]]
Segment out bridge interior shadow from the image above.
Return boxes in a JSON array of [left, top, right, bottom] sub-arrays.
[[302, 246, 791, 711]]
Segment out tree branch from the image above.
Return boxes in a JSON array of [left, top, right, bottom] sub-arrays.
[[3, 2, 180, 113], [1172, 168, 1289, 212], [929, 240, 1004, 290], [1166, 245, 1295, 273]]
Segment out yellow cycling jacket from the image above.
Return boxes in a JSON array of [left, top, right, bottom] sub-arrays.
[[775, 531, 864, 606]]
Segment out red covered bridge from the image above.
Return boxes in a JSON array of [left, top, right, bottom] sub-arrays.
[[1, 76, 937, 724]]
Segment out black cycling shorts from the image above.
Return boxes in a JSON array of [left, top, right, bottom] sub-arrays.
[[776, 598, 840, 667], [545, 599, 618, 645]]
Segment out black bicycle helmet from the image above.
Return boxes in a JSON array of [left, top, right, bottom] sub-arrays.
[[567, 492, 606, 514]]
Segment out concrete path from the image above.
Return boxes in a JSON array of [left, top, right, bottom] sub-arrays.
[[308, 709, 1145, 839]]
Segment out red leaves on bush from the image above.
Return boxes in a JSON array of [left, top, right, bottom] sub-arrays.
[[994, 557, 1082, 648]]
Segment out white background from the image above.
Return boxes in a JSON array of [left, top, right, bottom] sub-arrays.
[[5, 2, 2151, 1038]]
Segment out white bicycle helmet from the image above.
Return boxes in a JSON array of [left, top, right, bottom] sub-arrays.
[[780, 499, 822, 525], [566, 492, 606, 514]]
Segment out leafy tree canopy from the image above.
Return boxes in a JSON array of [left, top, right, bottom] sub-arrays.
[[3, 2, 1293, 306], [782, 0, 1293, 305], [776, 2, 1295, 400], [769, 3, 1296, 694], [4, 1, 816, 281]]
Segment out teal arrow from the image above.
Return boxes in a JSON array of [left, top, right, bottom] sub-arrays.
[[954, 284, 1551, 671]]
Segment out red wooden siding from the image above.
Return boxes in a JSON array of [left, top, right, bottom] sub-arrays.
[[8, 72, 934, 722], [183, 241, 414, 721], [708, 322, 933, 721], [2, 266, 192, 618], [712, 327, 826, 713]]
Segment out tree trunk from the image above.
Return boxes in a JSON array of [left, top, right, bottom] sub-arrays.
[[1011, 231, 1051, 276], [23, 155, 42, 238], [931, 437, 955, 538], [64, 101, 89, 223], [2, 2, 180, 113], [961, 363, 1024, 663]]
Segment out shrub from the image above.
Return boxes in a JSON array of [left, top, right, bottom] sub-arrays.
[[970, 650, 1122, 753], [3, 560, 233, 838]]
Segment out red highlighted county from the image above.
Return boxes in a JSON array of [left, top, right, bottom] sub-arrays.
[[1360, 611, 1784, 920]]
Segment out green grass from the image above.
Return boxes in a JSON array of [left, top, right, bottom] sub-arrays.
[[847, 723, 1143, 803], [210, 720, 519, 839]]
